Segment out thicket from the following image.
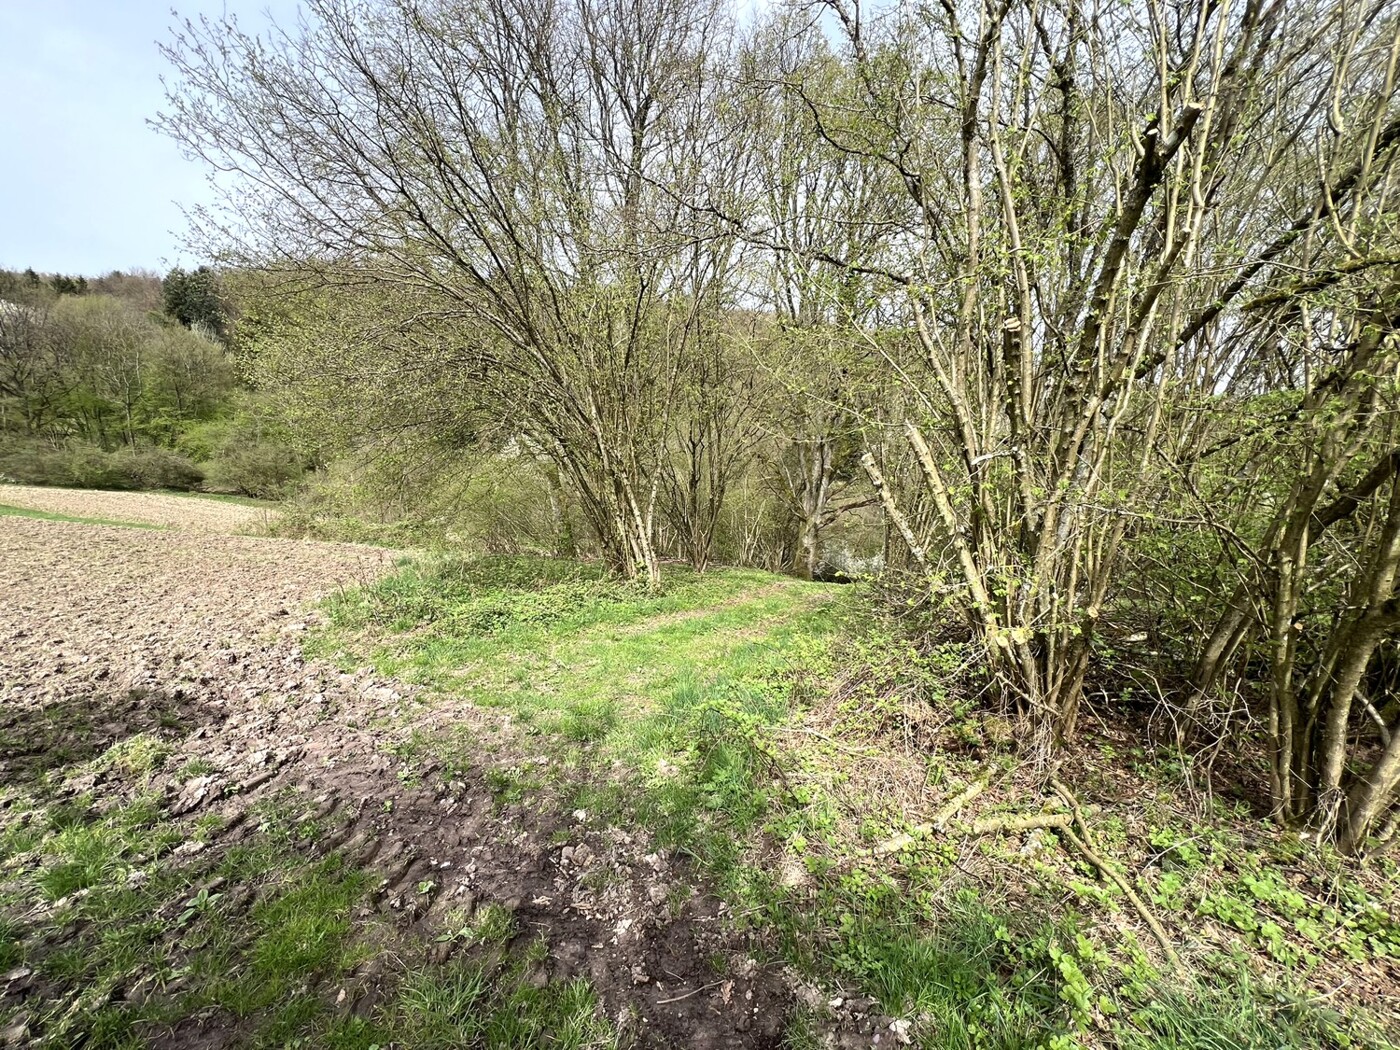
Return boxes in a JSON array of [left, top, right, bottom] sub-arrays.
[[154, 0, 1400, 853]]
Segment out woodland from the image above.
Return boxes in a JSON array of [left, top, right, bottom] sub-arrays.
[[0, 266, 303, 497]]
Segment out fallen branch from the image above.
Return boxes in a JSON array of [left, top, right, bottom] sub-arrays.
[[850, 786, 1181, 971], [1052, 780, 1181, 970], [872, 828, 927, 857], [871, 764, 999, 856], [970, 811, 1072, 835], [873, 810, 1070, 856], [933, 764, 995, 829]]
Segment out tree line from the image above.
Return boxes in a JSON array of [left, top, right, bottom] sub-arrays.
[[0, 267, 300, 495], [156, 0, 1400, 850]]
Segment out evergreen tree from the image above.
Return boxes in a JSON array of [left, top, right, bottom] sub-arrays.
[[162, 266, 228, 340]]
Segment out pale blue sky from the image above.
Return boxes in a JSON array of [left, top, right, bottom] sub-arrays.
[[0, 1, 298, 276]]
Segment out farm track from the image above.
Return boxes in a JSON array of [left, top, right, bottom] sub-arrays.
[[0, 506, 864, 1048]]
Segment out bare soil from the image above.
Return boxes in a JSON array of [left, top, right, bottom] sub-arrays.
[[0, 485, 275, 533], [0, 511, 867, 1047]]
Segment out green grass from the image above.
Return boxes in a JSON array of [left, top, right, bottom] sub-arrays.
[[0, 502, 164, 529], [183, 854, 375, 1044], [311, 554, 840, 862], [0, 661, 633, 1049], [155, 489, 280, 508], [364, 957, 620, 1050], [311, 554, 1399, 1050], [5, 776, 610, 1050], [320, 897, 621, 1050], [0, 765, 379, 1048], [1120, 979, 1370, 1050]]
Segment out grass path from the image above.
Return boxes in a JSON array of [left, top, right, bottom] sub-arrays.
[[310, 559, 847, 854], [333, 566, 838, 727], [0, 502, 163, 529]]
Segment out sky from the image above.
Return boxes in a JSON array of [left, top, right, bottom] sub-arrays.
[[0, 0, 300, 277]]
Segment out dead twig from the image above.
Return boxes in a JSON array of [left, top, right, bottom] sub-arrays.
[[873, 808, 1071, 856], [656, 980, 726, 1005], [933, 762, 996, 829]]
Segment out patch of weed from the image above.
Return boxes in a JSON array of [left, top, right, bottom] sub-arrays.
[[102, 733, 172, 777], [1120, 976, 1390, 1050], [177, 757, 218, 779]]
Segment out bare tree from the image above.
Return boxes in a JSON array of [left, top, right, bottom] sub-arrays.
[[735, 20, 895, 579], [0, 300, 70, 437], [158, 0, 738, 587]]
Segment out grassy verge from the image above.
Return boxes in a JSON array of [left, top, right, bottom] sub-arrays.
[[0, 503, 164, 529], [310, 554, 1400, 1050]]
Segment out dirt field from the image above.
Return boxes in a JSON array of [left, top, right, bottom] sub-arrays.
[[0, 506, 849, 1047], [0, 484, 276, 533]]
